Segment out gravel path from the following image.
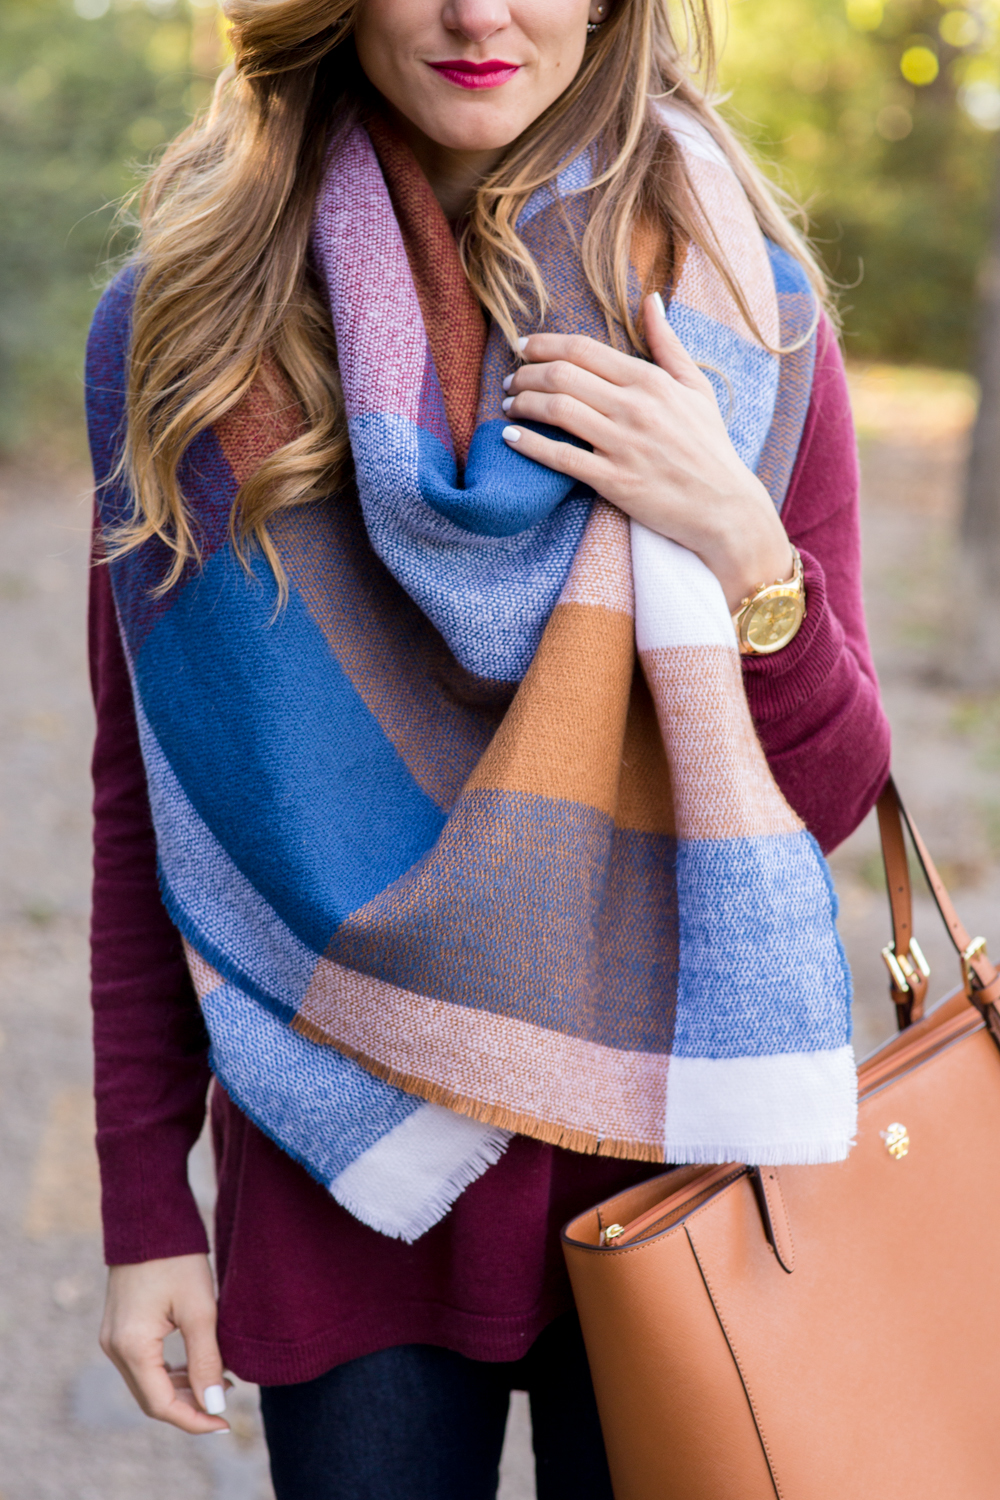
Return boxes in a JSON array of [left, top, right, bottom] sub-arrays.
[[1, 399, 997, 1495]]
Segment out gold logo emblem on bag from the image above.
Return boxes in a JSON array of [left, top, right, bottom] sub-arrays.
[[882, 1123, 909, 1159]]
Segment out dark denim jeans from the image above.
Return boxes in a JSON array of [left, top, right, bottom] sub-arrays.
[[259, 1311, 613, 1500]]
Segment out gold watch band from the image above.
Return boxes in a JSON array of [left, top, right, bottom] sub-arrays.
[[731, 547, 806, 656]]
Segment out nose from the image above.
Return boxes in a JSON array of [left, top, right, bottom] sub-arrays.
[[440, 0, 513, 43]]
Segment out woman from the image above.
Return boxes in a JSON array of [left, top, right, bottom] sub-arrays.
[[86, 1, 890, 1496]]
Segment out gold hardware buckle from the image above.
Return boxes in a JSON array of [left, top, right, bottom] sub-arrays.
[[600, 1223, 625, 1247], [962, 935, 988, 990], [881, 938, 931, 995], [882, 1122, 910, 1159]]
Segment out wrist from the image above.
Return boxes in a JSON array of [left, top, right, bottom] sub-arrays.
[[707, 517, 794, 614], [731, 546, 806, 656], [692, 486, 791, 615]]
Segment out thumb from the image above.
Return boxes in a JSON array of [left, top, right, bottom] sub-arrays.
[[177, 1302, 228, 1419], [643, 293, 712, 393]]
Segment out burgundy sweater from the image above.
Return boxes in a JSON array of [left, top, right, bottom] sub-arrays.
[[89, 317, 890, 1386]]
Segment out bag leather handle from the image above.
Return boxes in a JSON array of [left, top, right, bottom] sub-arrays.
[[876, 777, 1000, 1030]]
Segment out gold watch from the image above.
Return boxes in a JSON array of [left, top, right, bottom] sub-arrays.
[[731, 547, 805, 656]]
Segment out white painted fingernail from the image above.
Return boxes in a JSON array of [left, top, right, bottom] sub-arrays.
[[502, 426, 521, 443], [501, 397, 514, 412], [204, 1385, 227, 1415], [518, 337, 529, 351], [652, 291, 666, 320], [502, 373, 514, 391]]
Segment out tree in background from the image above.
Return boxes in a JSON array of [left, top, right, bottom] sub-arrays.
[[723, 0, 1000, 367], [959, 151, 1000, 682], [0, 0, 221, 458]]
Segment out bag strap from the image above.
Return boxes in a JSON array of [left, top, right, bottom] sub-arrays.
[[876, 777, 1000, 1031]]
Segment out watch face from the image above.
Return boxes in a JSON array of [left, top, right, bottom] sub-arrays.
[[745, 592, 803, 653]]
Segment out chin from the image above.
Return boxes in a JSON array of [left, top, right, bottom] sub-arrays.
[[433, 128, 523, 153], [420, 109, 527, 155]]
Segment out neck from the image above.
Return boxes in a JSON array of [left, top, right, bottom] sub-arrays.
[[383, 104, 504, 222]]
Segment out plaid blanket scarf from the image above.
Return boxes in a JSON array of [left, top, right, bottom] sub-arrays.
[[86, 105, 854, 1242]]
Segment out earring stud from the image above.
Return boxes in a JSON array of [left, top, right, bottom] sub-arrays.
[[587, 5, 606, 31]]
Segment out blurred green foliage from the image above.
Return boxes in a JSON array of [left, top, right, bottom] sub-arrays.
[[0, 0, 217, 457], [722, 0, 1000, 366], [2, 0, 1000, 457]]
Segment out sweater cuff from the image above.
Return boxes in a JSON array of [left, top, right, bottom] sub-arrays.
[[740, 548, 846, 726], [98, 1123, 210, 1266]]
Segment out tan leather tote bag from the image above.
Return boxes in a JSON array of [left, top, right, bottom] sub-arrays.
[[562, 779, 1000, 1500]]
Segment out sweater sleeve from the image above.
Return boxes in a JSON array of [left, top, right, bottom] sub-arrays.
[[742, 316, 891, 853], [89, 540, 211, 1266]]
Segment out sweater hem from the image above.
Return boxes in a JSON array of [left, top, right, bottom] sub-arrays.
[[218, 1295, 573, 1387]]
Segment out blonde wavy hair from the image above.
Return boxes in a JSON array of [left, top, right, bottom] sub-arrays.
[[114, 0, 827, 593]]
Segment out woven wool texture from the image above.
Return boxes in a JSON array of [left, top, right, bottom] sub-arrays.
[[85, 108, 855, 1240]]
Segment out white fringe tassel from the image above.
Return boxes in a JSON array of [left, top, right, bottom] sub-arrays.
[[329, 1103, 512, 1243]]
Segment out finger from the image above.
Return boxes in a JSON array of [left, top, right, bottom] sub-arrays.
[[105, 1332, 228, 1434], [501, 388, 618, 449], [503, 359, 631, 424], [168, 1365, 234, 1395], [501, 423, 612, 489], [517, 333, 642, 387], [178, 1305, 229, 1421], [643, 294, 715, 395]]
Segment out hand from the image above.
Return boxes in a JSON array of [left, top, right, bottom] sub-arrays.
[[100, 1253, 231, 1434], [500, 295, 794, 612]]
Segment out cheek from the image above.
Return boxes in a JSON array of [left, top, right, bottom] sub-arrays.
[[353, 0, 430, 98], [518, 0, 590, 95], [519, 1, 591, 43]]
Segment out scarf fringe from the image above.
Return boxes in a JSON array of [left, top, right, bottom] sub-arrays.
[[293, 1015, 667, 1164], [330, 1125, 512, 1243], [665, 1140, 853, 1166]]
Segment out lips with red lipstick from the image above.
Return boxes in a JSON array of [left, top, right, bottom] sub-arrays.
[[427, 58, 521, 89]]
